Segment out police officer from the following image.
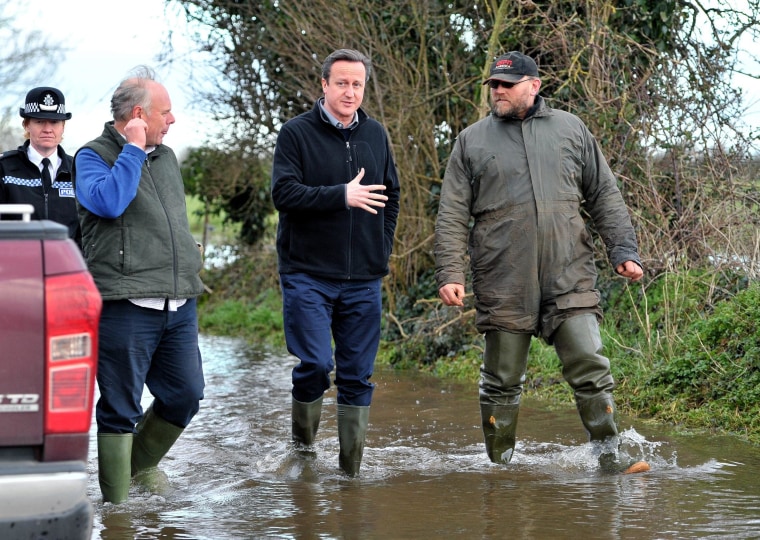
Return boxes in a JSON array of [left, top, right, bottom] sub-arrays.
[[0, 87, 80, 246]]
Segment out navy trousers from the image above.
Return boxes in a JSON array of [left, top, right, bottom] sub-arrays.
[[95, 299, 205, 433], [280, 272, 381, 406]]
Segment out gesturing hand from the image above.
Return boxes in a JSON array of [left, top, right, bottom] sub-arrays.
[[346, 168, 388, 214]]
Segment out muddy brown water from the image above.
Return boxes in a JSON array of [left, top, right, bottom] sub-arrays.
[[88, 335, 760, 539]]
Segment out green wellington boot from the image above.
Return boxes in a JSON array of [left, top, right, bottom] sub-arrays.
[[337, 404, 370, 477], [479, 330, 531, 464], [553, 315, 625, 472], [480, 403, 520, 464], [577, 393, 621, 472], [97, 433, 133, 504], [292, 396, 323, 448], [577, 394, 619, 442], [131, 405, 184, 477]]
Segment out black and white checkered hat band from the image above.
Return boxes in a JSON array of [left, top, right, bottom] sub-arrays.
[[24, 103, 68, 115]]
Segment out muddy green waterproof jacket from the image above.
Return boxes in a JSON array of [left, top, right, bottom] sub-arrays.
[[434, 96, 641, 337]]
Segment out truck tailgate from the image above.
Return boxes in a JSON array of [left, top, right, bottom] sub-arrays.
[[0, 237, 45, 446]]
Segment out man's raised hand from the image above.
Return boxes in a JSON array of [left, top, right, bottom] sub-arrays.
[[346, 168, 388, 214]]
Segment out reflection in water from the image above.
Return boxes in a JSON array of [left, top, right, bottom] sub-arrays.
[[88, 335, 760, 539]]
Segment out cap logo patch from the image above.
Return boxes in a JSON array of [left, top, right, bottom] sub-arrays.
[[495, 59, 513, 70]]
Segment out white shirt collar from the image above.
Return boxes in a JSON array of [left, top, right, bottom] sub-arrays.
[[26, 145, 59, 170]]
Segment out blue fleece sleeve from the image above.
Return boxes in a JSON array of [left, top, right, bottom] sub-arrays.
[[75, 145, 146, 219]]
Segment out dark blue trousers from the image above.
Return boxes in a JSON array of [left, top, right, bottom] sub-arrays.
[[280, 272, 381, 406], [95, 299, 205, 433]]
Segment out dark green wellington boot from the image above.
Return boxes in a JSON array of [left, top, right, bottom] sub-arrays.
[[552, 314, 623, 472], [131, 405, 185, 477], [97, 433, 133, 503], [292, 396, 323, 447], [552, 314, 615, 405], [337, 404, 370, 477], [479, 330, 531, 465], [480, 403, 520, 464], [577, 393, 622, 473]]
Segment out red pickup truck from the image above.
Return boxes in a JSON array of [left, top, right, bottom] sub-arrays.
[[0, 204, 101, 539]]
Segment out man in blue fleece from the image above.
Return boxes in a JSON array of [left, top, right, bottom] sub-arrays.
[[271, 48, 400, 477]]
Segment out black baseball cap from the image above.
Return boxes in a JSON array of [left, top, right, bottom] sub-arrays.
[[483, 52, 539, 84]]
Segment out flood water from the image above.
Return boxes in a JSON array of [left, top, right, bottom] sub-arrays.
[[88, 334, 760, 539]]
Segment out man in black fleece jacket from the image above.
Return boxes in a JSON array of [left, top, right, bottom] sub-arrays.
[[271, 48, 400, 477]]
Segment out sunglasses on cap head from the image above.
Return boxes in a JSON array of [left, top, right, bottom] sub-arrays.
[[488, 78, 533, 90]]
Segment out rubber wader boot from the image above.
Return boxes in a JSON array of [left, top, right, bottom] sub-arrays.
[[480, 403, 520, 464], [577, 394, 625, 473], [292, 396, 323, 447], [131, 406, 185, 477], [553, 314, 622, 472], [479, 331, 531, 464], [337, 404, 370, 477], [98, 433, 133, 504]]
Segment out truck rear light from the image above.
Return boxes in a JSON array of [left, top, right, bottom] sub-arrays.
[[45, 271, 102, 434], [50, 364, 91, 411], [50, 333, 92, 361]]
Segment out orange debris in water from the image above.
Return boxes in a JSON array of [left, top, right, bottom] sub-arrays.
[[623, 461, 651, 474]]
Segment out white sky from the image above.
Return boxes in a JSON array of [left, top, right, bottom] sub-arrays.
[[6, 0, 760, 156], [6, 0, 216, 155]]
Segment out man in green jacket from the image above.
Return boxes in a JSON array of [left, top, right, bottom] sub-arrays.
[[74, 66, 205, 503], [434, 51, 643, 472]]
